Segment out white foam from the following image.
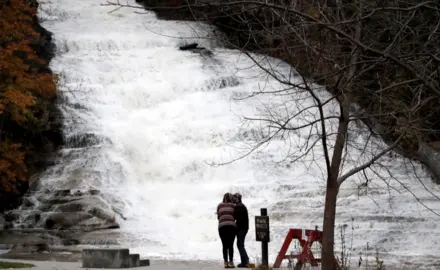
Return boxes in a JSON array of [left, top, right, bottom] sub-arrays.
[[36, 0, 440, 267]]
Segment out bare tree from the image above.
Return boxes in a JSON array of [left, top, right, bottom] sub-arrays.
[[103, 0, 440, 269], [166, 1, 439, 269]]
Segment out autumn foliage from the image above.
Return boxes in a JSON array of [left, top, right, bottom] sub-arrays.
[[0, 0, 57, 197]]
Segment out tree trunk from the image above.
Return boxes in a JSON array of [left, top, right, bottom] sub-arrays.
[[321, 113, 349, 270], [321, 182, 339, 270], [321, 98, 350, 270]]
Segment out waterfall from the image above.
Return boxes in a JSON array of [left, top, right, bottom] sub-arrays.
[[23, 0, 440, 265]]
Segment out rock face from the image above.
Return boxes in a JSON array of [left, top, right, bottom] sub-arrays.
[[418, 143, 440, 185], [0, 189, 121, 253], [1, 189, 119, 232]]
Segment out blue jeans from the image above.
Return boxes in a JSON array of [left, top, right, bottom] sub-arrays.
[[236, 229, 249, 264]]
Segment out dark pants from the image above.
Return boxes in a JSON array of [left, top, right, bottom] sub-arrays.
[[236, 229, 249, 264], [219, 225, 236, 262]]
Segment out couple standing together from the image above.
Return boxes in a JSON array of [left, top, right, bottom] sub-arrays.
[[217, 192, 250, 268]]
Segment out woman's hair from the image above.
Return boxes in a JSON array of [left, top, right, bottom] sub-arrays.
[[223, 192, 233, 203]]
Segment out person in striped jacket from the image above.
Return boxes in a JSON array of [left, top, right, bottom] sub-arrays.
[[217, 193, 237, 268]]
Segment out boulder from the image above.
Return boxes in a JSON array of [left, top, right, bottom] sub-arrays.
[[53, 195, 111, 214], [129, 254, 140, 267], [140, 259, 150, 267], [88, 189, 100, 195], [61, 239, 80, 246], [41, 196, 81, 205], [4, 211, 19, 222], [87, 207, 115, 223], [179, 43, 198, 50], [21, 197, 37, 208], [53, 201, 84, 212], [36, 203, 53, 212], [82, 248, 130, 268], [3, 222, 13, 229], [8, 187, 120, 246], [54, 189, 71, 197], [69, 217, 119, 232], [23, 211, 42, 227], [44, 212, 94, 229]]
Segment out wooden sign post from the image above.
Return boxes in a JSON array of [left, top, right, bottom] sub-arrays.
[[255, 208, 270, 266]]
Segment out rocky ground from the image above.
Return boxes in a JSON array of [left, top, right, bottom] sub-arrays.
[[0, 188, 121, 255], [1, 188, 119, 231]]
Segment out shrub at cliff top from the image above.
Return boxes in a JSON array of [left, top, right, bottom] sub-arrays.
[[0, 0, 61, 211]]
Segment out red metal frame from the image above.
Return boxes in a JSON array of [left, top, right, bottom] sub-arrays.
[[273, 228, 338, 268]]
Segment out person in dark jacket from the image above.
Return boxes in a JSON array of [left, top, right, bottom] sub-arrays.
[[233, 193, 249, 268], [217, 193, 237, 268]]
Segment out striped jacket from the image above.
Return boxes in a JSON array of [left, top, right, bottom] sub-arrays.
[[217, 202, 236, 228]]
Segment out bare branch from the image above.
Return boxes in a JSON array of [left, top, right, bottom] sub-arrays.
[[337, 134, 404, 186]]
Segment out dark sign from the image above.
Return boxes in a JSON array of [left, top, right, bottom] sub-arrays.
[[255, 216, 270, 242]]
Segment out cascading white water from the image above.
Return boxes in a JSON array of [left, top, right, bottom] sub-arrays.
[[35, 0, 440, 267]]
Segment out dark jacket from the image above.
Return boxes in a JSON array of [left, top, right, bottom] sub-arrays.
[[234, 202, 249, 231]]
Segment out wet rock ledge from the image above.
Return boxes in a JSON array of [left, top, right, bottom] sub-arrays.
[[1, 189, 119, 231], [0, 189, 121, 253]]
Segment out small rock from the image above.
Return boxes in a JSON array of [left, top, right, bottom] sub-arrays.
[[4, 211, 19, 222], [179, 43, 198, 50], [70, 217, 120, 232], [44, 212, 94, 229], [88, 207, 116, 223], [4, 222, 13, 229], [0, 244, 12, 250], [36, 243, 50, 252], [54, 189, 71, 197], [190, 48, 213, 57], [62, 239, 80, 245], [88, 189, 100, 195], [22, 197, 36, 208], [42, 196, 81, 205], [24, 211, 41, 226], [37, 204, 53, 212], [55, 202, 84, 212]]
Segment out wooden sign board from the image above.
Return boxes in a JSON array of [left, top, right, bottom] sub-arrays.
[[255, 216, 270, 242]]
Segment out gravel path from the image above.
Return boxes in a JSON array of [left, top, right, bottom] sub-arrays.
[[0, 258, 223, 270]]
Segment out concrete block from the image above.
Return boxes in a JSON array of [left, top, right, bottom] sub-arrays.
[[129, 254, 140, 267], [140, 259, 150, 267], [82, 248, 130, 268]]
